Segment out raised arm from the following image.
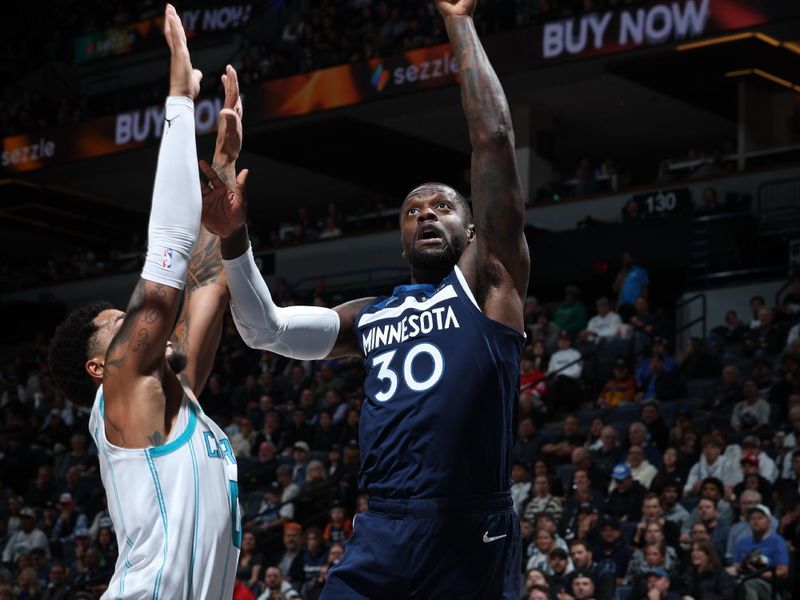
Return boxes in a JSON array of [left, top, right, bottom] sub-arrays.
[[103, 5, 203, 447], [200, 165, 370, 360], [171, 65, 244, 396], [439, 0, 530, 329]]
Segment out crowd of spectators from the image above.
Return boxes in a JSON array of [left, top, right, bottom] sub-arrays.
[[2, 232, 799, 599], [0, 232, 145, 293], [0, 200, 356, 292], [513, 270, 800, 600]]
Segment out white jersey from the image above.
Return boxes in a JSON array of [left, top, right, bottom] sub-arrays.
[[89, 385, 240, 599]]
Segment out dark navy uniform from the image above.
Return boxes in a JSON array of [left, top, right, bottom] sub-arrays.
[[322, 266, 524, 599]]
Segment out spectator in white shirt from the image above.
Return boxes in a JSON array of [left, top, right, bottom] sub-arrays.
[[731, 379, 771, 432], [610, 445, 657, 491], [684, 435, 741, 497], [548, 334, 583, 380], [724, 435, 779, 483], [2, 508, 49, 563], [547, 333, 584, 414], [787, 322, 799, 347], [748, 296, 765, 329], [511, 462, 532, 514], [580, 297, 623, 343]]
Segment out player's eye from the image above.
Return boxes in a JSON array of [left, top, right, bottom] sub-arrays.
[[408, 208, 418, 215]]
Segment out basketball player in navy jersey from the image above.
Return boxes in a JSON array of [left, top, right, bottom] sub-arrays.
[[201, 0, 528, 596]]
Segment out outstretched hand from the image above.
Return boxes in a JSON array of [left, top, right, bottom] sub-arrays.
[[164, 4, 202, 100], [216, 64, 243, 164], [436, 0, 477, 18], [199, 160, 249, 239]]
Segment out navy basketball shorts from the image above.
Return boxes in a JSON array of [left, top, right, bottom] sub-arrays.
[[320, 492, 520, 599]]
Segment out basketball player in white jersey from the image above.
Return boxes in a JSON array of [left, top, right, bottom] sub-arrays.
[[47, 6, 247, 598]]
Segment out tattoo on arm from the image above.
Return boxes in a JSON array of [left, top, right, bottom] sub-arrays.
[[445, 18, 512, 143], [212, 162, 230, 186], [144, 305, 160, 324], [131, 329, 151, 353], [186, 233, 224, 292]]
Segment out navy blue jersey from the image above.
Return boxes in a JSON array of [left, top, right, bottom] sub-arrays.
[[354, 265, 524, 499]]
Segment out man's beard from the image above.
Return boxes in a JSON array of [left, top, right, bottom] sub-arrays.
[[167, 351, 188, 374], [408, 235, 465, 272]]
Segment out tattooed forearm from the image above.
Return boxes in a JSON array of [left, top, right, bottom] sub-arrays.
[[186, 232, 224, 291], [444, 17, 512, 146], [172, 311, 190, 355]]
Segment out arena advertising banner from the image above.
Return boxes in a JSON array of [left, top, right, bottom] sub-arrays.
[[74, 4, 253, 63], [4, 0, 798, 174]]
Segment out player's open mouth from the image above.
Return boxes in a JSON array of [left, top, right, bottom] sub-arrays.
[[417, 224, 443, 244]]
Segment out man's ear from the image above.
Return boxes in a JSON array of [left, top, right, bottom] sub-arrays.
[[86, 357, 104, 383], [467, 224, 476, 241]]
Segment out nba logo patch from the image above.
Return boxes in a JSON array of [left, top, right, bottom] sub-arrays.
[[162, 248, 173, 270]]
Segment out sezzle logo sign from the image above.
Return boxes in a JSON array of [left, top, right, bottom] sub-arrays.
[[370, 64, 390, 92], [373, 50, 459, 92], [1, 138, 56, 168]]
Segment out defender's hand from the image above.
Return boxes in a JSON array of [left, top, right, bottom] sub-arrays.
[[436, 0, 477, 18], [216, 65, 243, 163], [199, 160, 249, 239], [164, 4, 202, 100]]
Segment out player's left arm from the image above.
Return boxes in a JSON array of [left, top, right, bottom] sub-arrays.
[[439, 0, 530, 333], [170, 226, 227, 395], [170, 65, 243, 396]]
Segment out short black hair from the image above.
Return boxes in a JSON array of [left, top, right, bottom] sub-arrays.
[[700, 477, 724, 498], [48, 301, 114, 405]]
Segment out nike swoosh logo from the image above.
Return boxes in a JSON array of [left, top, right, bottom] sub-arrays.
[[482, 531, 508, 543]]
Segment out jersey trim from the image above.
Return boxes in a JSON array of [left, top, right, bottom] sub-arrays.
[[392, 283, 437, 295], [149, 401, 197, 457], [357, 284, 458, 327], [96, 423, 134, 599], [453, 265, 480, 310], [451, 266, 526, 342], [97, 390, 198, 457], [187, 441, 200, 597], [145, 450, 169, 600], [95, 424, 134, 547]]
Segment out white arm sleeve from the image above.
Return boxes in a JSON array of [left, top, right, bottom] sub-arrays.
[[141, 96, 201, 290], [223, 246, 340, 359]]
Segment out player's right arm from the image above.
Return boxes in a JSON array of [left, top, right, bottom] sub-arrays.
[[103, 5, 203, 447], [438, 0, 530, 334], [201, 174, 371, 359]]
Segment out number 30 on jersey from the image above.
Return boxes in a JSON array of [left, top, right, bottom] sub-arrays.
[[371, 342, 444, 402]]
